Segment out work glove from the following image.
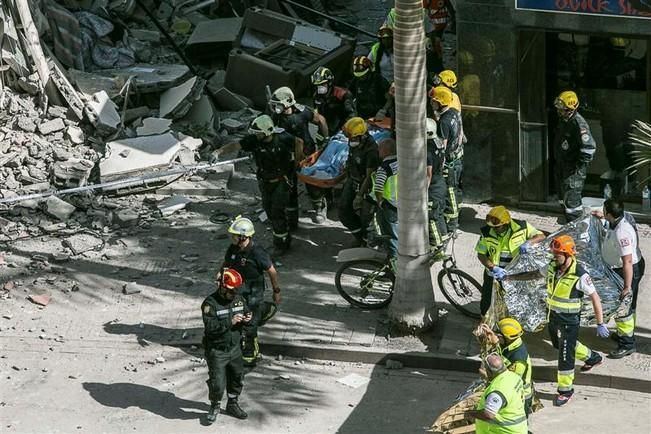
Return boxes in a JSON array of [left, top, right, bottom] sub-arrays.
[[596, 323, 610, 338], [491, 266, 506, 281], [519, 242, 531, 255]]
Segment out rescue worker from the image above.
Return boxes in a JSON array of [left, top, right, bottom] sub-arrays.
[[340, 117, 380, 246], [268, 86, 330, 224], [431, 86, 464, 233], [373, 137, 398, 258], [432, 70, 462, 112], [476, 206, 544, 316], [311, 66, 357, 134], [217, 216, 281, 367], [481, 318, 534, 416], [348, 56, 390, 120], [504, 235, 608, 407], [552, 90, 597, 222], [368, 26, 395, 83], [214, 115, 303, 256], [467, 353, 528, 434], [595, 199, 645, 358], [201, 269, 250, 424], [426, 117, 448, 252]]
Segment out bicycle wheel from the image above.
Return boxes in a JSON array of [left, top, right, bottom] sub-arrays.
[[437, 268, 482, 319], [335, 260, 394, 309]]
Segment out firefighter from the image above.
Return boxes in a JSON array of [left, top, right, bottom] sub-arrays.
[[213, 115, 303, 256], [339, 117, 380, 246], [268, 86, 329, 224], [218, 216, 281, 367], [426, 117, 448, 253], [552, 90, 596, 222], [311, 66, 357, 134], [201, 269, 250, 423], [432, 70, 462, 112], [431, 86, 464, 233], [505, 235, 608, 407], [368, 25, 395, 83], [373, 137, 398, 258], [348, 56, 390, 120]]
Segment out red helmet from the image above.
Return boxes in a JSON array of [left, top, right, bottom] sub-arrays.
[[550, 235, 576, 256], [222, 268, 243, 289]]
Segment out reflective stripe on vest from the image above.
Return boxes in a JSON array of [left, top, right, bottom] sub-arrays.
[[546, 260, 582, 314], [480, 220, 529, 266], [475, 370, 527, 434]]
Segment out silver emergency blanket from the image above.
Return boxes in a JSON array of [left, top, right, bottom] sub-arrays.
[[501, 214, 623, 332]]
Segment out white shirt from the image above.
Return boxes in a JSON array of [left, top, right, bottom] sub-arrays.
[[483, 392, 504, 415], [602, 216, 641, 268], [368, 49, 394, 83], [540, 263, 597, 296]]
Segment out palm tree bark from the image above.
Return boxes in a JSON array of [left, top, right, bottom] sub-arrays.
[[388, 0, 437, 332]]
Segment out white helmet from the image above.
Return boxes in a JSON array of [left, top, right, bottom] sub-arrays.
[[270, 86, 295, 110], [426, 118, 437, 139], [228, 216, 255, 237], [249, 115, 275, 137]]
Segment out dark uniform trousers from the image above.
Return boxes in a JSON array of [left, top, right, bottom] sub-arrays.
[[339, 178, 371, 241], [259, 178, 291, 248], [559, 163, 587, 221], [480, 272, 494, 316], [428, 176, 448, 248], [240, 278, 265, 359], [614, 258, 646, 349], [205, 345, 244, 403], [443, 158, 463, 232]]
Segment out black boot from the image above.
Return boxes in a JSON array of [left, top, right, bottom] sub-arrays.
[[226, 398, 248, 419], [206, 402, 219, 424]]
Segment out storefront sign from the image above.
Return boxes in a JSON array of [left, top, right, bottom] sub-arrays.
[[516, 0, 651, 18]]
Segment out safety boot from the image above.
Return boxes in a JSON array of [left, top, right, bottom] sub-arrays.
[[311, 204, 327, 224], [226, 398, 248, 419], [206, 402, 219, 424]]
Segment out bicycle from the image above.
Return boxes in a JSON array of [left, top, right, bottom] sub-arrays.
[[334, 237, 482, 318]]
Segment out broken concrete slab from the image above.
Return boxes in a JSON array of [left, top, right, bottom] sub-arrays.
[[51, 159, 94, 188], [214, 87, 251, 111], [62, 232, 104, 255], [157, 195, 192, 216], [68, 69, 124, 98], [99, 133, 184, 182], [38, 118, 66, 135], [156, 169, 233, 196], [130, 29, 160, 43], [185, 17, 242, 61], [122, 281, 142, 295], [47, 105, 68, 119], [44, 196, 76, 221], [85, 90, 121, 135], [66, 126, 85, 145], [179, 95, 219, 132], [159, 76, 206, 119], [136, 117, 172, 136], [16, 117, 37, 132], [114, 209, 139, 227], [91, 64, 191, 93], [28, 293, 51, 306]]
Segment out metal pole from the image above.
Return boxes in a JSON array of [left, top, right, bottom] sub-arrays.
[[277, 0, 377, 38], [0, 157, 251, 205]]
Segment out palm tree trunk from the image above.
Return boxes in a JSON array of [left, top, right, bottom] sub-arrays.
[[388, 0, 437, 332]]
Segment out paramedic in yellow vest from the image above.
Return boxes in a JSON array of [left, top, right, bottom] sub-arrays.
[[481, 318, 534, 416], [466, 353, 527, 434], [433, 70, 462, 112], [476, 206, 544, 316], [373, 138, 398, 258], [505, 235, 608, 407]]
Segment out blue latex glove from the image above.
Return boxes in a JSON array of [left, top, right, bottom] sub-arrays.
[[596, 323, 610, 338], [491, 266, 506, 281], [519, 242, 531, 255]]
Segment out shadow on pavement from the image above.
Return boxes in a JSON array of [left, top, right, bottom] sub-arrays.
[[103, 321, 203, 355], [82, 382, 209, 420]]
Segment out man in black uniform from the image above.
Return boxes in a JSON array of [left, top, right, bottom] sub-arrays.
[[425, 117, 448, 253], [311, 66, 357, 134], [217, 216, 281, 367], [215, 115, 303, 256], [431, 86, 464, 234], [268, 86, 330, 224], [339, 117, 380, 246], [201, 268, 250, 424], [348, 56, 389, 120], [553, 90, 597, 222]]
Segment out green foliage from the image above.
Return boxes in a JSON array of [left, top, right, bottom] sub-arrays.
[[628, 120, 651, 185]]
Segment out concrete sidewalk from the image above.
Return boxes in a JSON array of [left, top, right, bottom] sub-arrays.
[[1, 176, 650, 396]]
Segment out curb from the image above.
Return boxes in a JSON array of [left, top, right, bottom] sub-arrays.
[[173, 339, 651, 394]]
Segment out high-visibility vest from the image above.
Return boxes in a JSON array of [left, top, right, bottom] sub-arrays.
[[475, 370, 527, 434], [370, 160, 398, 208], [479, 219, 530, 267], [546, 259, 584, 314], [501, 338, 533, 401]]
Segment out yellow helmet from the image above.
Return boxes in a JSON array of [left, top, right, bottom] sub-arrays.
[[555, 91, 579, 111], [352, 56, 372, 78], [431, 86, 453, 107], [486, 205, 511, 227], [343, 117, 368, 138], [498, 317, 523, 340], [438, 70, 458, 89]]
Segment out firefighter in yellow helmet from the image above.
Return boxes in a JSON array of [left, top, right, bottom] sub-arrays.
[[552, 90, 596, 222], [475, 206, 544, 316], [349, 55, 390, 119], [340, 117, 380, 246], [433, 70, 462, 112], [430, 86, 464, 234], [311, 66, 357, 133]]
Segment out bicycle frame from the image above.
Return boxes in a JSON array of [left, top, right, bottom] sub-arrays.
[[336, 247, 387, 264]]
